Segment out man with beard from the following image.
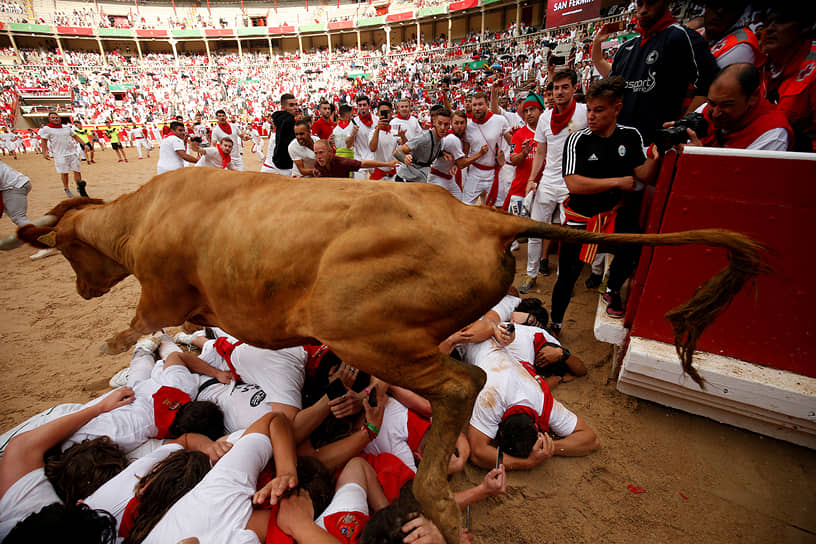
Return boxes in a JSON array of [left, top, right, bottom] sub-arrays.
[[352, 95, 378, 179], [461, 92, 511, 205], [393, 108, 450, 183], [519, 70, 588, 294], [311, 99, 336, 141]]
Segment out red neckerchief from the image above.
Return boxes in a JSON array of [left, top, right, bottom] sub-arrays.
[[118, 496, 140, 538], [214, 336, 244, 382], [637, 12, 677, 46], [47, 122, 62, 128], [358, 112, 373, 127], [466, 112, 474, 119], [217, 144, 231, 169], [701, 97, 793, 149], [337, 119, 351, 129], [217, 122, 232, 135], [396, 114, 411, 120], [551, 99, 576, 135], [472, 111, 493, 124]]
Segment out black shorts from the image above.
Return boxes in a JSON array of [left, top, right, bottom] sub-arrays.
[[81, 142, 93, 151], [111, 142, 123, 150]]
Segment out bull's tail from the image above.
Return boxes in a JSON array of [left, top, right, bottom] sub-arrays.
[[515, 220, 772, 387]]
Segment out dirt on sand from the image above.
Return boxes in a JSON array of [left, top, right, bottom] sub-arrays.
[[0, 147, 814, 544]]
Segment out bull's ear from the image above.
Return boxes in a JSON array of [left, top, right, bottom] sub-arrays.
[[17, 225, 59, 248]]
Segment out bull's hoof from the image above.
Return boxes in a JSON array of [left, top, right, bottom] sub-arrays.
[[100, 339, 127, 355]]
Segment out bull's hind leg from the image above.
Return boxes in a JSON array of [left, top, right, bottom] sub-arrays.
[[411, 353, 486, 544], [100, 284, 198, 354]]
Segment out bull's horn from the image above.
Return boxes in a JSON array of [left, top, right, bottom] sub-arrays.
[[0, 215, 59, 251]]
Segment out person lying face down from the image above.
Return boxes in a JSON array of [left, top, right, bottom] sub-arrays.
[[459, 323, 600, 470]]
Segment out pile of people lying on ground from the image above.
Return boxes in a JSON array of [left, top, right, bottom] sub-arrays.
[[0, 293, 598, 543]]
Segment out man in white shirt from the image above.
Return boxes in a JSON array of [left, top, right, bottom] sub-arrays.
[[211, 109, 248, 171], [352, 95, 378, 179], [390, 98, 423, 141], [368, 101, 402, 181], [38, 112, 87, 198], [288, 120, 318, 177], [195, 137, 237, 170], [462, 92, 511, 206], [461, 325, 599, 470], [520, 69, 588, 294], [427, 111, 488, 201], [331, 104, 357, 160], [157, 121, 199, 175], [129, 123, 150, 159]]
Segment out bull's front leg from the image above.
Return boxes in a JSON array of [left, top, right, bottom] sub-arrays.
[[412, 354, 486, 544], [100, 285, 196, 354]]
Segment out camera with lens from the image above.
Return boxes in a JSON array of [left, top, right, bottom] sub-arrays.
[[654, 112, 708, 152]]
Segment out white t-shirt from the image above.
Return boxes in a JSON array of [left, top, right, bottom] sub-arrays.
[[362, 398, 416, 474], [466, 339, 577, 440], [331, 122, 355, 150], [534, 102, 588, 190], [211, 123, 243, 157], [0, 469, 62, 541], [352, 115, 378, 161], [197, 380, 275, 433], [288, 137, 318, 177], [195, 146, 236, 169], [83, 443, 183, 532], [144, 432, 272, 544], [370, 129, 398, 169], [157, 134, 187, 174], [390, 115, 423, 141], [130, 127, 145, 140], [64, 361, 198, 453], [199, 340, 305, 410], [465, 114, 510, 174], [38, 124, 77, 157], [0, 161, 30, 191]]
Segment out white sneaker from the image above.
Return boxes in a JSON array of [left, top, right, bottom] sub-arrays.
[[109, 367, 130, 388], [30, 248, 57, 260]]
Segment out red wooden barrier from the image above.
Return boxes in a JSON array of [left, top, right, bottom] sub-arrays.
[[629, 148, 816, 378]]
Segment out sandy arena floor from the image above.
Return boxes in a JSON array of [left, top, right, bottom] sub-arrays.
[[0, 146, 814, 543]]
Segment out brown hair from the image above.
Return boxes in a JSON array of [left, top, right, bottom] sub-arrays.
[[44, 436, 128, 505], [123, 449, 211, 544], [586, 76, 626, 102]]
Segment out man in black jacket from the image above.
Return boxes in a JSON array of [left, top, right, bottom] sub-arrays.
[[264, 93, 299, 175]]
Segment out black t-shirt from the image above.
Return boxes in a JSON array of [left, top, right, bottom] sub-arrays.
[[562, 125, 646, 218], [610, 24, 717, 145]]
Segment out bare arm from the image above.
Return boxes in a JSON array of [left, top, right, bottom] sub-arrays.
[[525, 139, 547, 194], [294, 159, 314, 176], [176, 149, 199, 163], [368, 126, 381, 153], [0, 387, 135, 498], [165, 351, 231, 384], [565, 173, 634, 194], [552, 417, 600, 456], [40, 139, 48, 157], [345, 125, 358, 147], [591, 32, 613, 77], [360, 159, 399, 169], [454, 144, 488, 169], [633, 152, 660, 186]]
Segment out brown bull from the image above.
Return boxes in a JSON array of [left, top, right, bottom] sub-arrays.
[[9, 170, 767, 543]]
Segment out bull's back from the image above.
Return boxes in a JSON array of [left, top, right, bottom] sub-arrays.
[[129, 170, 523, 349]]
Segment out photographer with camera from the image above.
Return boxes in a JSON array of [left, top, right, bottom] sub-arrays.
[[549, 77, 660, 335], [662, 63, 792, 151]]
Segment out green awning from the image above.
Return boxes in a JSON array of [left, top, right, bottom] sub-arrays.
[[108, 84, 136, 92]]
